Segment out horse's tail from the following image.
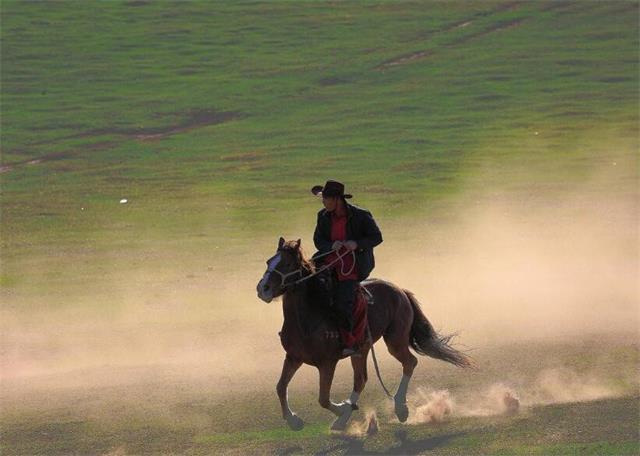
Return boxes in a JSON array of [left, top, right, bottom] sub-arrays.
[[404, 289, 475, 368]]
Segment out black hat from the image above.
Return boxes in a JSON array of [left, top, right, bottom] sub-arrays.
[[311, 180, 352, 199]]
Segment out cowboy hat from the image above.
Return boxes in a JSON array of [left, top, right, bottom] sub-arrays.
[[310, 180, 352, 199]]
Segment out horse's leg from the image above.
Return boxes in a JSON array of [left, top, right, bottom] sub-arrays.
[[346, 347, 369, 409], [317, 361, 353, 430], [327, 348, 369, 425], [384, 334, 418, 423], [277, 354, 304, 430]]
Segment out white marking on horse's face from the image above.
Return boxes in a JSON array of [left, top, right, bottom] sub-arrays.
[[257, 252, 281, 303], [266, 252, 281, 272]]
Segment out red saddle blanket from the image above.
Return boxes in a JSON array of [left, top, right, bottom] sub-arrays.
[[339, 287, 368, 348]]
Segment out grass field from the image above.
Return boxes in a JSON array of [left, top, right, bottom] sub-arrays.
[[1, 0, 638, 454], [1, 337, 638, 454]]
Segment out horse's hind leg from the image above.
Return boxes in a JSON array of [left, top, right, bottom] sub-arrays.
[[277, 354, 304, 430], [328, 347, 370, 426], [385, 334, 418, 423], [347, 348, 370, 409]]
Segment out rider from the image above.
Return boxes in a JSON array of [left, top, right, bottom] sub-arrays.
[[311, 180, 383, 356]]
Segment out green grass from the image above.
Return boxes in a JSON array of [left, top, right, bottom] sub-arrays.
[[194, 422, 329, 445], [1, 2, 638, 454], [499, 441, 640, 456], [2, 389, 638, 455], [1, 337, 637, 455], [1, 0, 637, 306], [185, 396, 640, 455]]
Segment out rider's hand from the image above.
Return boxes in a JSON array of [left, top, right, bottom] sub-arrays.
[[331, 241, 343, 250], [344, 240, 358, 251]]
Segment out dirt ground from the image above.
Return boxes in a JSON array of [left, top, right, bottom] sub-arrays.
[[1, 333, 638, 455], [2, 168, 637, 454]]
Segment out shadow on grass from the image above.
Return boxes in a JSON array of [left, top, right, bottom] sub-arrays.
[[276, 445, 304, 455], [313, 429, 466, 455]]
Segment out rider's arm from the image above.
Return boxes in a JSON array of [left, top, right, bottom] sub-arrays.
[[354, 210, 383, 250], [313, 213, 333, 252]]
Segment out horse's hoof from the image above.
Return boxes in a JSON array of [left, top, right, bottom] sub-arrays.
[[330, 403, 354, 431], [330, 412, 351, 431], [333, 401, 352, 416], [286, 413, 304, 431], [395, 403, 409, 423]]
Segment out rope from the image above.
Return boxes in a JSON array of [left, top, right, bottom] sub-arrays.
[[367, 323, 394, 399], [287, 248, 356, 287]]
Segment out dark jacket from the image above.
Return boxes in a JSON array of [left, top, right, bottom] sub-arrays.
[[313, 202, 383, 281]]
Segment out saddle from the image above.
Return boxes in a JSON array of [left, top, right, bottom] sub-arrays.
[[311, 268, 371, 347], [345, 286, 369, 348]]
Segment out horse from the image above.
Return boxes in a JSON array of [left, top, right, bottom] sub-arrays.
[[256, 237, 473, 431]]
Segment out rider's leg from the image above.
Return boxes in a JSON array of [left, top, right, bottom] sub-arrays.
[[334, 279, 357, 334]]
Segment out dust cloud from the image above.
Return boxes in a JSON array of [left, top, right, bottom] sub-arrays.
[[1, 152, 638, 415], [346, 409, 380, 436], [529, 367, 621, 405], [376, 162, 638, 345], [408, 389, 453, 424], [407, 366, 625, 424]]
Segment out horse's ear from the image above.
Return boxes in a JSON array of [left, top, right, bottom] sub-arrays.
[[278, 237, 285, 249], [294, 239, 301, 250]]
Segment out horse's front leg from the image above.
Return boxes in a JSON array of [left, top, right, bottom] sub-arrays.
[[318, 361, 353, 430], [277, 354, 304, 430]]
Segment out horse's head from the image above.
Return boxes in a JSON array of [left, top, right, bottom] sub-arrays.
[[256, 237, 313, 303]]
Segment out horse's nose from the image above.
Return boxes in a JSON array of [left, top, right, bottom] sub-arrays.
[[263, 283, 271, 291]]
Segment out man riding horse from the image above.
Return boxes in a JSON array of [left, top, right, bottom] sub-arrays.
[[310, 180, 383, 357], [256, 183, 472, 431]]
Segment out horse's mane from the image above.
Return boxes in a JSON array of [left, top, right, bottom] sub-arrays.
[[282, 240, 315, 274], [281, 240, 332, 310]]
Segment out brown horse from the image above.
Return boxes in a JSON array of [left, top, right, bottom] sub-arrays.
[[256, 237, 472, 431]]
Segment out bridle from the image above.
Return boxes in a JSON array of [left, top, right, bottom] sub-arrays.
[[269, 261, 305, 288], [269, 248, 356, 290]]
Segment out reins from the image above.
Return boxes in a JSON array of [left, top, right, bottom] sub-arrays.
[[273, 248, 356, 289], [298, 248, 356, 283], [367, 322, 394, 399]]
